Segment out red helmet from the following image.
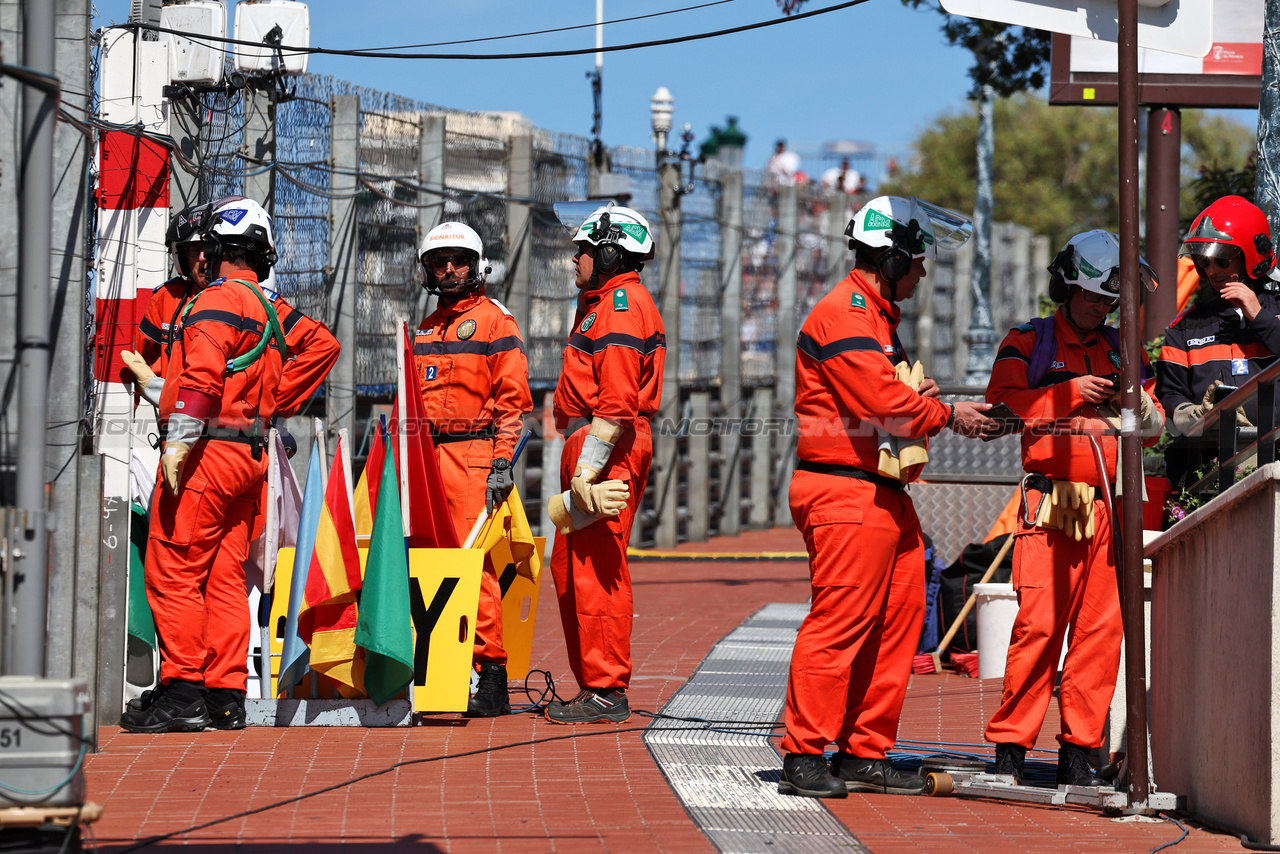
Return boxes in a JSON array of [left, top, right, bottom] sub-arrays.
[[1181, 196, 1275, 280]]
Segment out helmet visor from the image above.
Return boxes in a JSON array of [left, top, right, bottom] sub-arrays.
[[1182, 239, 1243, 263], [913, 198, 973, 251], [554, 200, 614, 233]]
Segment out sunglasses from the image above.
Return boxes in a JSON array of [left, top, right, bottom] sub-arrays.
[[426, 251, 473, 270], [1192, 254, 1237, 270]]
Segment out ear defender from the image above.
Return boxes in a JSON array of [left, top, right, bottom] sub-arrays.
[[1047, 246, 1073, 303], [595, 241, 623, 274], [877, 247, 912, 283]]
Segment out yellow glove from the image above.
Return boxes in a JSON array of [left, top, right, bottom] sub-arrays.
[[121, 350, 155, 388], [570, 418, 623, 513], [894, 361, 930, 479], [161, 442, 191, 496], [548, 480, 631, 535]]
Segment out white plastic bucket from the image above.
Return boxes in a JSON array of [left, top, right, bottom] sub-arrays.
[[974, 582, 1019, 680]]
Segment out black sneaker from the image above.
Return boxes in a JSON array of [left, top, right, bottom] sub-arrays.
[[993, 743, 1026, 783], [1056, 742, 1097, 787], [777, 753, 847, 799], [544, 688, 630, 724], [465, 661, 511, 718], [119, 680, 210, 733], [204, 688, 247, 730], [125, 687, 160, 713], [831, 753, 926, 795]]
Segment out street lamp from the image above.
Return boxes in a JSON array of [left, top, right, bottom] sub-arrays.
[[717, 116, 747, 172], [650, 86, 674, 164]]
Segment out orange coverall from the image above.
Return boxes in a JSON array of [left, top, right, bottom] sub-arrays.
[[267, 290, 340, 418], [551, 271, 665, 691], [136, 275, 196, 376], [413, 290, 531, 664], [983, 307, 1162, 750], [781, 271, 951, 758], [147, 269, 282, 691]]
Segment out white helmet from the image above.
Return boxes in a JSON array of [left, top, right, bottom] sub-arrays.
[[201, 196, 276, 279], [846, 195, 937, 261], [572, 204, 655, 275], [418, 221, 490, 296], [1049, 229, 1157, 302]]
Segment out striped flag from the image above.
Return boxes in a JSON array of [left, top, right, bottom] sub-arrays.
[[298, 434, 364, 695], [278, 436, 325, 695], [353, 417, 386, 539]]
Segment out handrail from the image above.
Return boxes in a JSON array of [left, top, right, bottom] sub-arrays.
[[1181, 356, 1280, 495]]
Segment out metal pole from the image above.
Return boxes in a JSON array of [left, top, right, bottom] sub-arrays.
[[963, 85, 997, 385], [653, 160, 681, 549], [1118, 0, 1151, 807], [1143, 108, 1181, 340], [1257, 0, 1280, 239], [718, 171, 744, 536], [8, 0, 56, 676], [327, 95, 359, 450]]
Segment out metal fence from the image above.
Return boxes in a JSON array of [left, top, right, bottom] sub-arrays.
[[163, 71, 1051, 545]]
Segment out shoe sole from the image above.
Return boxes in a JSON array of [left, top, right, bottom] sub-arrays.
[[205, 717, 247, 731], [543, 710, 631, 725], [843, 780, 925, 795], [120, 714, 212, 734], [464, 705, 512, 718], [777, 780, 848, 799]]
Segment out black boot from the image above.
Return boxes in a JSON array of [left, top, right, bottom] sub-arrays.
[[778, 753, 847, 799], [1056, 742, 1097, 786], [119, 680, 210, 733], [993, 743, 1026, 784], [465, 661, 511, 718], [831, 753, 926, 795], [204, 688, 247, 730]]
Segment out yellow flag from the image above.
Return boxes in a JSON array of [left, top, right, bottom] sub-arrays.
[[473, 486, 542, 583]]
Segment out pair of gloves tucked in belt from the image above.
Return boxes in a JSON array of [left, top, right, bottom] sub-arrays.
[[1027, 478, 1097, 541], [876, 361, 930, 483], [546, 417, 630, 536]]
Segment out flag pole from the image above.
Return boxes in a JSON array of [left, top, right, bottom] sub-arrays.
[[461, 429, 534, 549], [396, 320, 411, 537], [260, 428, 279, 699]]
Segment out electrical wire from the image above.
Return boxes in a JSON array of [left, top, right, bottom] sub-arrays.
[[112, 1, 868, 62], [1150, 816, 1189, 854], [353, 0, 741, 51]]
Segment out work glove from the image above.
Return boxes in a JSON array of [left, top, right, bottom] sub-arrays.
[[121, 350, 164, 407], [876, 361, 930, 482], [485, 458, 514, 513], [570, 418, 622, 513], [1033, 480, 1096, 541], [547, 480, 630, 536], [161, 442, 192, 496]]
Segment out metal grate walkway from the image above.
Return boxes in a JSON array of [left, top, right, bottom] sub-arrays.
[[643, 603, 867, 854]]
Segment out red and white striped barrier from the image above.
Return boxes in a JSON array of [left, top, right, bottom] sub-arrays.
[[95, 30, 169, 492]]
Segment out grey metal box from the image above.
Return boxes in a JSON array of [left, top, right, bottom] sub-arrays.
[[0, 676, 90, 807]]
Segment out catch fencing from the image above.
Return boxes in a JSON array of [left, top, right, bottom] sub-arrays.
[[142, 71, 1049, 548]]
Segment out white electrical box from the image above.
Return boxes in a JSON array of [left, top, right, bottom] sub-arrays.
[[161, 1, 226, 87], [233, 0, 310, 76]]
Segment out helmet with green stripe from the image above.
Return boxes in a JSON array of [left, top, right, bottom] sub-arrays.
[[572, 204, 655, 275]]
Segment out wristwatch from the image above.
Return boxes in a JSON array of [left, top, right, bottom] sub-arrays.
[[491, 458, 511, 471]]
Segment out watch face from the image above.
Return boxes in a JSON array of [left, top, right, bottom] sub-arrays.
[[491, 459, 510, 471]]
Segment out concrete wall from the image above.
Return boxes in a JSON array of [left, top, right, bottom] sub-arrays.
[[1145, 463, 1280, 843]]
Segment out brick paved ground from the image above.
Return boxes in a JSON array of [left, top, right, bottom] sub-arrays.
[[84, 529, 1239, 852]]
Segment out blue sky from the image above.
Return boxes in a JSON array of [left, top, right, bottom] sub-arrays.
[[94, 1, 1255, 177]]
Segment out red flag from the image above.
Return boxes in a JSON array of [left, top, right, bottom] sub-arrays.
[[353, 417, 386, 538], [390, 321, 460, 548]]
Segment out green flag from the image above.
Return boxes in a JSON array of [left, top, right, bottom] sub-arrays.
[[127, 503, 156, 649], [355, 446, 414, 706]]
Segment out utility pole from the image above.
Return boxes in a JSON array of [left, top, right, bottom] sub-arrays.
[[588, 0, 605, 195], [653, 160, 681, 548], [7, 0, 56, 676]]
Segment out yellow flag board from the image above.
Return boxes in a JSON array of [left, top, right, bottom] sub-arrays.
[[496, 536, 545, 681], [273, 547, 483, 711], [407, 548, 484, 713]]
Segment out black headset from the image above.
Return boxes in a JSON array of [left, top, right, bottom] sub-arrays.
[[592, 211, 626, 275], [845, 216, 922, 284], [201, 226, 277, 282], [1047, 245, 1074, 303]]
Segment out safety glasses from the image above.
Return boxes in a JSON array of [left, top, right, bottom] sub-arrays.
[[426, 251, 473, 270]]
